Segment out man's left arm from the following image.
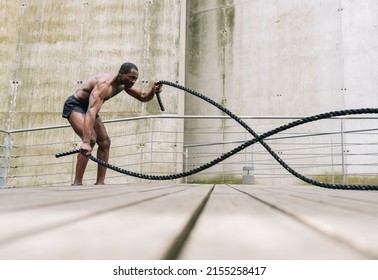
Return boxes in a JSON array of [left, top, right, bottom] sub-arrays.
[[125, 82, 162, 102]]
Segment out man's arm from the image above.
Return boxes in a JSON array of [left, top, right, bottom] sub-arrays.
[[81, 84, 107, 155], [125, 82, 162, 102]]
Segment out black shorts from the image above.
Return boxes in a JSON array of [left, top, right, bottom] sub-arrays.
[[62, 95, 99, 119]]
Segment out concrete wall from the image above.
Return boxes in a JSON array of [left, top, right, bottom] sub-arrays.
[[2, 0, 378, 186], [185, 0, 378, 184], [1, 0, 186, 186]]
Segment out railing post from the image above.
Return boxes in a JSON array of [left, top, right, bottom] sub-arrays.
[[1, 133, 11, 188], [340, 119, 346, 184], [184, 147, 188, 184], [331, 138, 335, 184]]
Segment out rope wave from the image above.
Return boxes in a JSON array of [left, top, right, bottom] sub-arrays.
[[56, 81, 378, 190]]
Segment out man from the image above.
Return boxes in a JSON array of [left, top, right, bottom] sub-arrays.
[[62, 62, 162, 185]]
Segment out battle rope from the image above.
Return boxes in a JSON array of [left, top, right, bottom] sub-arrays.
[[156, 91, 165, 111], [56, 81, 378, 190]]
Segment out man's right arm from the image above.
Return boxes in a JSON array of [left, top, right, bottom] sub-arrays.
[[80, 84, 106, 155]]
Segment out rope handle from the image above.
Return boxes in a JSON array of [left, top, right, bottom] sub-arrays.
[[156, 91, 165, 111]]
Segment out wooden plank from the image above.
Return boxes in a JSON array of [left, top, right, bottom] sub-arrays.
[[0, 184, 190, 245], [0, 184, 181, 212], [261, 185, 378, 215], [0, 184, 212, 259], [179, 184, 370, 259], [229, 185, 378, 258]]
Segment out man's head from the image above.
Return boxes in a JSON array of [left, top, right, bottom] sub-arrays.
[[118, 62, 139, 88], [119, 62, 138, 73]]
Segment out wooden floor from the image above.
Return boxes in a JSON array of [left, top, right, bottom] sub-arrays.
[[0, 183, 377, 260]]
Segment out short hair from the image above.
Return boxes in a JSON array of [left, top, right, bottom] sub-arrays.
[[119, 62, 138, 73]]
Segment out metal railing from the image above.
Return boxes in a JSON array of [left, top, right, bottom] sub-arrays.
[[2, 115, 378, 188], [183, 116, 378, 185]]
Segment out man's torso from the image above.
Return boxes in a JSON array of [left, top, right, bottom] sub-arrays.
[[73, 72, 125, 103]]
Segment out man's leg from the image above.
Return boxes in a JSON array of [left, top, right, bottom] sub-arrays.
[[73, 154, 89, 185], [68, 111, 93, 185], [93, 118, 111, 185]]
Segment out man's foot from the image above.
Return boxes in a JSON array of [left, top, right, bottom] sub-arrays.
[[71, 183, 83, 186]]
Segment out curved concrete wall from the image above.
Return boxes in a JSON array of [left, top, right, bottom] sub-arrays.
[[185, 0, 378, 184]]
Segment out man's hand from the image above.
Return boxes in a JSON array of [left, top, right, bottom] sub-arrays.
[[152, 82, 162, 94], [80, 142, 92, 156]]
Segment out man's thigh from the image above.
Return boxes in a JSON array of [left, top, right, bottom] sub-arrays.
[[68, 111, 86, 138]]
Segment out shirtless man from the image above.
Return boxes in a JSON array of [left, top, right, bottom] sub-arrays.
[[62, 62, 162, 185]]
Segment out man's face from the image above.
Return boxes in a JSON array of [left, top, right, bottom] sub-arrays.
[[121, 68, 139, 88]]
